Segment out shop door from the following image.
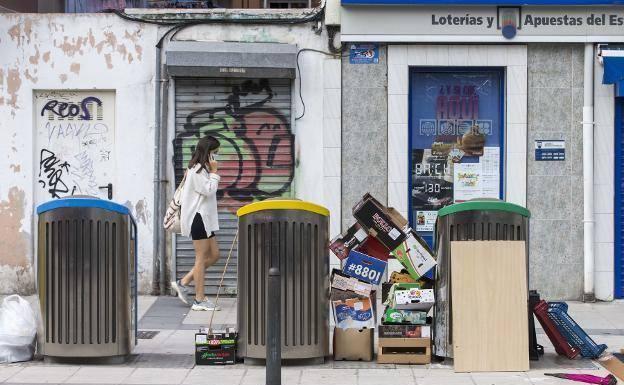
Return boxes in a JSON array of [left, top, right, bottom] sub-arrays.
[[174, 78, 295, 295], [615, 98, 624, 299], [408, 68, 505, 247]]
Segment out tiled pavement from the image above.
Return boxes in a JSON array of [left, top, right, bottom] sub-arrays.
[[0, 296, 623, 384]]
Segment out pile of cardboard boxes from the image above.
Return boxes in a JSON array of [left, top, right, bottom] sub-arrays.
[[330, 194, 437, 364]]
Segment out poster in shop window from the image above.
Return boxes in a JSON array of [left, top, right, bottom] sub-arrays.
[[410, 71, 502, 234]]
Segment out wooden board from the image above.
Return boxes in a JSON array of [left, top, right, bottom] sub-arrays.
[[598, 354, 624, 382], [451, 241, 529, 372]]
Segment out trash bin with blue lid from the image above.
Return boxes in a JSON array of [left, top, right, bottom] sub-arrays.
[[433, 199, 531, 359], [37, 197, 137, 360]]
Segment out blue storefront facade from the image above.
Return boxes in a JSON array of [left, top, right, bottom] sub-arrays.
[[339, 0, 624, 300]]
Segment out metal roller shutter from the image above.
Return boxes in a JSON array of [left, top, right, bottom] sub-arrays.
[[174, 77, 295, 296]]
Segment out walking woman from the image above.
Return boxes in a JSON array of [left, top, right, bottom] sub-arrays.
[[171, 136, 221, 311]]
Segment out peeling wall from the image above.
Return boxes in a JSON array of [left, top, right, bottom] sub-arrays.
[[0, 13, 338, 295], [0, 187, 33, 294], [0, 13, 157, 294]]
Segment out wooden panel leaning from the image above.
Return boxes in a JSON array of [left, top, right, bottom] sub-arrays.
[[451, 241, 529, 372]]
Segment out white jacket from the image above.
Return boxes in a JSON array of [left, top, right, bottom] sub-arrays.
[[180, 164, 220, 238]]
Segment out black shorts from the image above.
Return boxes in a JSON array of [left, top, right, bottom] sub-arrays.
[[191, 213, 215, 240]]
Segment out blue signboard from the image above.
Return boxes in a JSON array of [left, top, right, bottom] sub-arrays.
[[535, 140, 565, 161], [349, 44, 379, 64], [409, 68, 504, 244]]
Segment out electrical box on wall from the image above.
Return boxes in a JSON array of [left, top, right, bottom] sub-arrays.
[[325, 0, 341, 26]]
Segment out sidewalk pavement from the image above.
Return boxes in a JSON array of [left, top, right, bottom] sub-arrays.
[[0, 296, 623, 385]]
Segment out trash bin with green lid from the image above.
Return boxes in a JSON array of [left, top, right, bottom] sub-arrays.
[[36, 197, 137, 362], [236, 199, 330, 362], [433, 199, 531, 358]]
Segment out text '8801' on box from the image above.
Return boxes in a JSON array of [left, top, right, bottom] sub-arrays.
[[343, 250, 387, 285]]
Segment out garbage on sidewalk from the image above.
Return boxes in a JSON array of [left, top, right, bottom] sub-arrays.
[[0, 295, 38, 364], [330, 193, 437, 364], [598, 354, 624, 383], [333, 327, 374, 361], [533, 299, 607, 359], [331, 269, 377, 361], [195, 327, 238, 365]]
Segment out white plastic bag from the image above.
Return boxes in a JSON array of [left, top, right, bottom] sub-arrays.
[[0, 295, 37, 363]]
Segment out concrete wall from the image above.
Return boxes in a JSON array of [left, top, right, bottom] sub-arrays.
[[526, 43, 585, 300], [594, 53, 616, 301], [0, 12, 340, 294], [0, 13, 157, 295], [341, 45, 388, 232]]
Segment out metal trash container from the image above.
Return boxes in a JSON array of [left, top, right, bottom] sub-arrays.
[[433, 199, 530, 358], [236, 200, 329, 362], [36, 197, 137, 360]]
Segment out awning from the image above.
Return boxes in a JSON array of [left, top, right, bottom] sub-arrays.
[[603, 55, 624, 97], [165, 41, 297, 79]]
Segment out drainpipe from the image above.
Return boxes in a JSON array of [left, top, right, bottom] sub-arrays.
[[159, 61, 170, 296], [153, 28, 165, 295], [583, 43, 596, 302]]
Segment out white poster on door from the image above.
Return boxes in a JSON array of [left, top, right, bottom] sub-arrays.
[[34, 90, 115, 203], [453, 147, 500, 203]]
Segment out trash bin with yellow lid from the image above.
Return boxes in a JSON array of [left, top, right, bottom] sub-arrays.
[[236, 199, 330, 363]]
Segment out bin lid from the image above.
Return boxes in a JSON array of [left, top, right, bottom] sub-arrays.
[[437, 199, 531, 218], [36, 197, 131, 216], [236, 199, 329, 217]]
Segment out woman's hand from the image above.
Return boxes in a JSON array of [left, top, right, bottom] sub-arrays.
[[208, 159, 218, 173]]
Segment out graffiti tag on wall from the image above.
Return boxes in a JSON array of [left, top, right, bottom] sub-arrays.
[[175, 79, 295, 208], [34, 91, 115, 201]]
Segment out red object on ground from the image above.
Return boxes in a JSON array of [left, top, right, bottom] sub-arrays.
[[533, 300, 580, 359], [544, 373, 617, 385], [356, 236, 390, 262]]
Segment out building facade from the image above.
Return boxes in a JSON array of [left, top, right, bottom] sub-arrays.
[[340, 0, 624, 300], [1, 1, 623, 301], [0, 9, 342, 296]]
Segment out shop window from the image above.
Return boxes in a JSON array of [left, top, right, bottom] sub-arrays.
[[409, 68, 505, 245]]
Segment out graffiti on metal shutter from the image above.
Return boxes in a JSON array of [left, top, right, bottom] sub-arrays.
[[175, 79, 294, 208]]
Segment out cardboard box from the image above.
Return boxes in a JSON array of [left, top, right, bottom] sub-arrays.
[[384, 283, 421, 307], [382, 308, 428, 325], [331, 289, 377, 317], [381, 282, 393, 303], [356, 237, 390, 262], [330, 222, 368, 260], [333, 327, 374, 361], [598, 354, 624, 382], [378, 325, 431, 338], [331, 269, 372, 296], [352, 194, 407, 251], [377, 337, 431, 364], [332, 296, 375, 329], [387, 258, 407, 276], [343, 250, 387, 285], [391, 228, 436, 280], [390, 271, 417, 284], [195, 328, 237, 365], [394, 288, 435, 311]]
